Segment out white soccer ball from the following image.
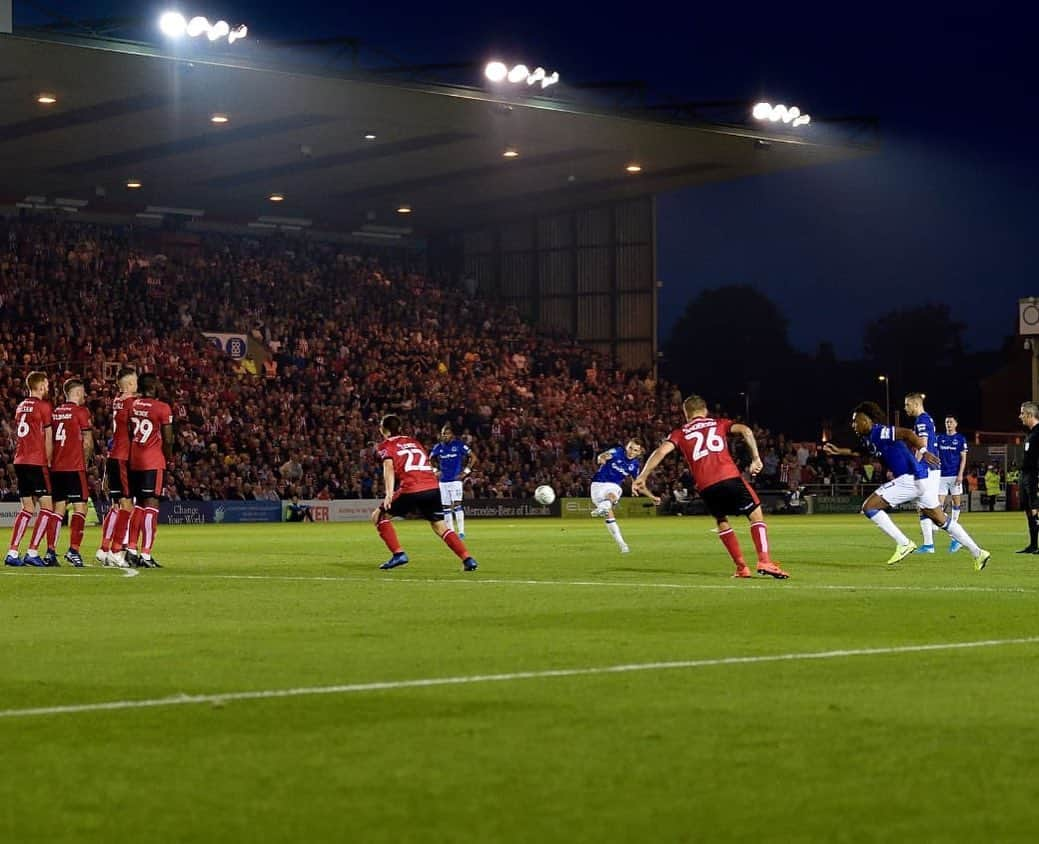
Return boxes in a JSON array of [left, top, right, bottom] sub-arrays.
[[534, 485, 556, 506]]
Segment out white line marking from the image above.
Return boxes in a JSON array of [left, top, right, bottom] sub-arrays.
[[2, 569, 1033, 594], [2, 637, 1036, 720]]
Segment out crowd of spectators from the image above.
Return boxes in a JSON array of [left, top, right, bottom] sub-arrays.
[[0, 216, 899, 509]]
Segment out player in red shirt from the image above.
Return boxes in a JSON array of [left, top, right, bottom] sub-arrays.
[[50, 378, 95, 567], [97, 368, 138, 567], [6, 371, 59, 568], [372, 414, 478, 571], [125, 373, 174, 568], [633, 394, 789, 579]]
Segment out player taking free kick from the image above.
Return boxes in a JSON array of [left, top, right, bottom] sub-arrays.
[[633, 395, 789, 579]]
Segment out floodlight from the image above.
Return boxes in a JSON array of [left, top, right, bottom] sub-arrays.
[[769, 104, 786, 122], [527, 67, 546, 86], [485, 61, 508, 82], [186, 16, 209, 37], [208, 20, 230, 41], [541, 72, 560, 89], [793, 114, 811, 127], [159, 11, 187, 38], [228, 24, 248, 44], [36, 93, 57, 105], [752, 102, 771, 120], [507, 64, 529, 83]]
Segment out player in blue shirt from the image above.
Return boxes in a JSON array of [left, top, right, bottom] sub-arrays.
[[590, 440, 644, 554], [904, 392, 941, 553], [824, 401, 990, 569], [935, 414, 969, 552], [429, 425, 475, 538]]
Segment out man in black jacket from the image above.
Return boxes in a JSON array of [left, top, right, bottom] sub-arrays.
[[1017, 402, 1039, 553]]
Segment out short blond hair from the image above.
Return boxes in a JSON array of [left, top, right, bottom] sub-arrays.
[[26, 371, 47, 391], [683, 395, 707, 417]]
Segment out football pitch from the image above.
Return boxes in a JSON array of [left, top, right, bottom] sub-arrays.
[[1, 513, 1035, 843]]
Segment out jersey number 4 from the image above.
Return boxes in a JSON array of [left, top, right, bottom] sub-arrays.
[[684, 427, 726, 461]]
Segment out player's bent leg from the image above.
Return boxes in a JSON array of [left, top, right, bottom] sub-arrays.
[[452, 499, 465, 538], [744, 508, 788, 578], [714, 517, 750, 577], [375, 506, 406, 568], [861, 493, 915, 562], [431, 519, 477, 571]]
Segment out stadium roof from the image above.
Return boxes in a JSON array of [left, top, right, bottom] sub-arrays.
[[0, 30, 876, 238]]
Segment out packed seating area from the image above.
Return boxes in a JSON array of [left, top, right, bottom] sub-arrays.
[[0, 216, 878, 506]]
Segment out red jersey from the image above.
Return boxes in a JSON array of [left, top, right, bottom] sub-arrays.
[[668, 416, 741, 490], [13, 397, 52, 466], [128, 397, 173, 470], [109, 393, 136, 461], [376, 436, 439, 494], [51, 402, 92, 472]]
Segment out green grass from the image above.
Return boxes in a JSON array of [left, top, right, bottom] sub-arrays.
[[1, 512, 1034, 843]]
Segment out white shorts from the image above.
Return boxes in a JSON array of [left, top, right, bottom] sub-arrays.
[[438, 481, 464, 506], [591, 482, 623, 507], [915, 469, 940, 509], [875, 475, 920, 508], [939, 476, 963, 497]]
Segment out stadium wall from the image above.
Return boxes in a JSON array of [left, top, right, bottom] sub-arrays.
[[441, 197, 658, 372]]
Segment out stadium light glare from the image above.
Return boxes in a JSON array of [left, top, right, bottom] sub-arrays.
[[207, 20, 230, 41], [210, 113, 229, 124], [160, 12, 247, 43], [396, 204, 412, 214], [503, 148, 519, 158], [363, 132, 377, 140], [186, 16, 209, 37], [36, 93, 57, 104], [752, 102, 771, 120], [484, 61, 508, 82], [507, 64, 530, 84], [126, 179, 142, 189], [159, 11, 187, 37], [625, 163, 642, 174], [268, 193, 285, 202], [753, 101, 811, 128]]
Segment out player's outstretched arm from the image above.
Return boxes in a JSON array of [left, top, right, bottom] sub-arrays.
[[731, 423, 763, 475], [596, 450, 613, 465], [894, 426, 940, 466], [632, 441, 675, 503], [822, 443, 855, 457]]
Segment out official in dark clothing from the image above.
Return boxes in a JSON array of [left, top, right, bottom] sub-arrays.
[[1016, 402, 1039, 553]]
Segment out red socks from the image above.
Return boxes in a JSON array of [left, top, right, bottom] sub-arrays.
[[127, 506, 145, 551], [29, 509, 57, 552], [69, 512, 85, 551], [376, 518, 402, 554], [9, 509, 32, 551], [442, 529, 469, 561], [111, 508, 132, 552], [718, 528, 746, 566], [750, 521, 771, 563], [141, 507, 159, 555]]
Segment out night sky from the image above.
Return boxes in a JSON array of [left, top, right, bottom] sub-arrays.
[[16, 1, 1035, 358]]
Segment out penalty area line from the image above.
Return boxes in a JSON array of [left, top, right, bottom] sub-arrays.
[[2, 636, 1038, 720]]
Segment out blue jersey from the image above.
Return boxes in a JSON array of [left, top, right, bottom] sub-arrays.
[[911, 412, 938, 458], [935, 432, 968, 477], [861, 424, 927, 479], [593, 446, 641, 485], [430, 439, 471, 482]]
